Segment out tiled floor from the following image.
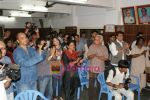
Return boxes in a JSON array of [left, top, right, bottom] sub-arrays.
[[79, 87, 150, 100]]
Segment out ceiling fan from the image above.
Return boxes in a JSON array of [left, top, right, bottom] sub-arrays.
[[45, 1, 57, 8]]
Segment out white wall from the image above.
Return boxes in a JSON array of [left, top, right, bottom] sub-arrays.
[[51, 14, 73, 29], [76, 0, 150, 28], [32, 17, 53, 28], [76, 6, 119, 28], [50, 1, 120, 29], [121, 0, 150, 7], [0, 17, 32, 28], [0, 17, 53, 28], [1, 0, 150, 29]]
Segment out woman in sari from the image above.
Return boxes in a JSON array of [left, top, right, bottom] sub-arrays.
[[62, 40, 83, 100]]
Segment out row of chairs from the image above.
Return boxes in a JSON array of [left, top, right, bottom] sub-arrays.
[[97, 73, 140, 100], [14, 60, 89, 100], [77, 60, 141, 100], [15, 90, 48, 100], [14, 59, 140, 100]]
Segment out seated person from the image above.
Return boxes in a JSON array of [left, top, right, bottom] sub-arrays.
[[106, 60, 134, 100], [0, 40, 14, 100], [0, 77, 11, 100]]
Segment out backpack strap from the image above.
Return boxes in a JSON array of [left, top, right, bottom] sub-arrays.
[[112, 67, 116, 78]]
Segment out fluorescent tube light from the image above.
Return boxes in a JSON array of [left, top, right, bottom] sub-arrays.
[[59, 0, 87, 3], [10, 11, 31, 17], [21, 5, 48, 12], [0, 16, 15, 22]]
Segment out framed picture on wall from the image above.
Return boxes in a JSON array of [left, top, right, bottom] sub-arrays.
[[122, 7, 136, 24], [116, 25, 125, 32], [104, 24, 115, 32], [137, 4, 150, 24]]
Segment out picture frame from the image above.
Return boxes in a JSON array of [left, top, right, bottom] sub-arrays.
[[122, 7, 136, 24], [137, 4, 150, 24], [104, 24, 115, 33], [116, 25, 125, 32]]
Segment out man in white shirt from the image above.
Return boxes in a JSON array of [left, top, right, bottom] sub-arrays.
[[140, 8, 150, 23], [109, 31, 130, 66], [124, 9, 135, 24], [106, 60, 134, 100], [0, 76, 12, 100]]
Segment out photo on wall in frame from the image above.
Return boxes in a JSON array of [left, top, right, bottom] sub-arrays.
[[122, 7, 136, 24], [116, 25, 125, 32], [104, 24, 115, 33], [137, 4, 150, 24]]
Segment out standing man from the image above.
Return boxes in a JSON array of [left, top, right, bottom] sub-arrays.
[[109, 31, 130, 66], [13, 32, 43, 93], [87, 31, 98, 48], [88, 35, 108, 100], [74, 34, 86, 57]]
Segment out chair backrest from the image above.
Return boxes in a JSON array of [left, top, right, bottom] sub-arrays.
[[78, 60, 89, 86], [15, 90, 48, 100], [97, 72, 111, 92], [97, 72, 106, 86]]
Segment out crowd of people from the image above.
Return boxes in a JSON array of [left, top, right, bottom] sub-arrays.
[[0, 22, 150, 100]]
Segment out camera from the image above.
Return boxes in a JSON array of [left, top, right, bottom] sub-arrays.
[[124, 78, 131, 90], [31, 23, 38, 31], [25, 22, 38, 33], [0, 63, 20, 82]]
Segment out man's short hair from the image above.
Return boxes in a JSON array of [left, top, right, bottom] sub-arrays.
[[118, 60, 129, 68], [16, 32, 26, 40], [136, 32, 143, 38], [75, 34, 80, 38], [116, 31, 124, 36], [91, 30, 98, 34], [141, 8, 147, 12], [125, 9, 130, 13], [0, 40, 6, 48]]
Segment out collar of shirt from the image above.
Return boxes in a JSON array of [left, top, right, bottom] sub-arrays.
[[116, 39, 123, 47], [116, 67, 124, 75]]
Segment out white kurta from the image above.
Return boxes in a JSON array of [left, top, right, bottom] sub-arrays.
[[0, 81, 7, 100]]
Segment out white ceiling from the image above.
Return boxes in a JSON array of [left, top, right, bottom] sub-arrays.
[[0, 0, 114, 17]]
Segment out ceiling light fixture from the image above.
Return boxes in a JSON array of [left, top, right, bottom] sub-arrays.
[[21, 5, 48, 12], [10, 11, 32, 17], [58, 0, 87, 3], [0, 16, 15, 22]]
